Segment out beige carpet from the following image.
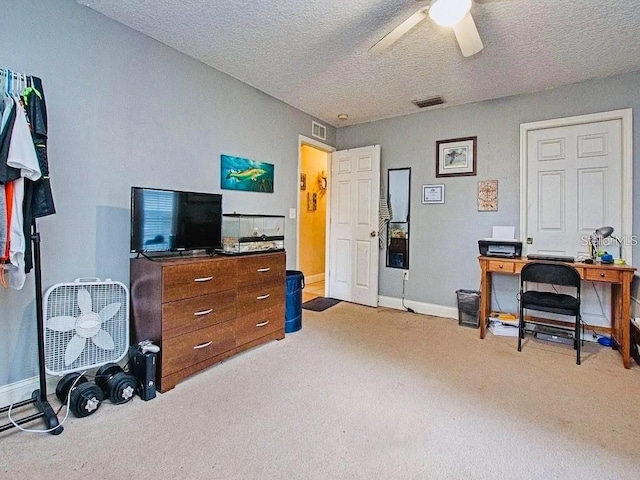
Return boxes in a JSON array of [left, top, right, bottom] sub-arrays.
[[2, 302, 640, 479]]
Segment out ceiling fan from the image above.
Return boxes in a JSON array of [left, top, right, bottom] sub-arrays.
[[370, 0, 493, 57]]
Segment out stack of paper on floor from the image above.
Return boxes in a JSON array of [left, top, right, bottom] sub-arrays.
[[488, 316, 519, 337]]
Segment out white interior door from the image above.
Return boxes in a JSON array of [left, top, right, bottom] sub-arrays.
[[526, 120, 622, 258], [327, 145, 381, 307]]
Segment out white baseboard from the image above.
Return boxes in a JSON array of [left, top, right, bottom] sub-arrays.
[[304, 273, 325, 285], [0, 376, 40, 407], [0, 375, 61, 408], [378, 295, 458, 320]]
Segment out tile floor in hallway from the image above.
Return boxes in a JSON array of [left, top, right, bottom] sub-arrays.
[[302, 280, 324, 303]]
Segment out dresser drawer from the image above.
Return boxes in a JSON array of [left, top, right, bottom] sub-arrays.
[[487, 260, 515, 273], [236, 253, 285, 288], [162, 291, 236, 338], [161, 321, 235, 376], [236, 282, 285, 318], [584, 268, 621, 283], [163, 260, 237, 302], [234, 307, 284, 345]]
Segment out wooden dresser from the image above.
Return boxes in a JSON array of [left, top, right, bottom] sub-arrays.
[[130, 251, 285, 392]]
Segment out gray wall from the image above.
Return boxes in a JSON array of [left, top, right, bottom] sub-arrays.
[[0, 0, 335, 386], [2, 0, 638, 389], [337, 72, 640, 311]]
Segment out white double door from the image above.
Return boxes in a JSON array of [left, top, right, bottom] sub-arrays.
[[523, 110, 632, 328], [525, 119, 623, 258]]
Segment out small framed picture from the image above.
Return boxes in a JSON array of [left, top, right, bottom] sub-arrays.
[[300, 173, 307, 191], [422, 184, 445, 204], [436, 136, 477, 177], [478, 179, 498, 211], [307, 192, 317, 211]]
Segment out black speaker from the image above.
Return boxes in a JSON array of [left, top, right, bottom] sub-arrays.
[[128, 346, 157, 401]]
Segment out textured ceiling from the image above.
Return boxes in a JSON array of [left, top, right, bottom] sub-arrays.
[[77, 0, 640, 127]]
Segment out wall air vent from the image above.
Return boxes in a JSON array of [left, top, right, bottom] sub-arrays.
[[412, 96, 445, 109], [311, 121, 327, 141]]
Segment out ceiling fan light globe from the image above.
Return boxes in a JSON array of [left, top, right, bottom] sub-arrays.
[[429, 0, 472, 27]]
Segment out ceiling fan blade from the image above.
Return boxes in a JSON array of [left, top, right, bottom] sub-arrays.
[[369, 8, 429, 55], [452, 12, 483, 57]]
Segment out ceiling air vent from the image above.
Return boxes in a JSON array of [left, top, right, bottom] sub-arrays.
[[311, 121, 327, 141], [412, 96, 445, 109]]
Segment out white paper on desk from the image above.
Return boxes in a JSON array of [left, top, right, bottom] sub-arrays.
[[484, 226, 516, 241]]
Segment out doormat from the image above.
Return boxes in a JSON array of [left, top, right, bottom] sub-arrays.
[[302, 297, 342, 312]]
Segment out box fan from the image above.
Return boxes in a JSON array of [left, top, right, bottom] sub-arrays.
[[43, 278, 131, 417]]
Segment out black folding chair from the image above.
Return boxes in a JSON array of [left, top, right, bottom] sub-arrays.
[[518, 262, 582, 365]]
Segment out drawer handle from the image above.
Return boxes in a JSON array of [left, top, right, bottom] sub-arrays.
[[194, 276, 213, 283], [256, 320, 270, 327], [257, 267, 271, 273], [600, 272, 605, 277], [256, 294, 270, 300], [499, 264, 504, 269], [193, 341, 213, 350], [194, 308, 213, 316]]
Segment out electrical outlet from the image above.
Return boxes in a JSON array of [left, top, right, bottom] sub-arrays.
[[402, 270, 409, 281]]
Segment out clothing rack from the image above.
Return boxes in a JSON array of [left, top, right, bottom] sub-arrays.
[[0, 68, 61, 434], [0, 221, 61, 434]]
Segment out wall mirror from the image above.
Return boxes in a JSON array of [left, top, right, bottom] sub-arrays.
[[386, 168, 410, 269]]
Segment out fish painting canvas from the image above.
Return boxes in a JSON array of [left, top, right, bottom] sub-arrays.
[[221, 155, 274, 193]]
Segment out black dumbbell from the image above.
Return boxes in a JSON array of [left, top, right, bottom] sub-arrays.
[[56, 373, 103, 418], [95, 363, 138, 404]]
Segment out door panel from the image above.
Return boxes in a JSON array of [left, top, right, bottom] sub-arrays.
[[357, 179, 372, 224], [538, 171, 564, 231], [578, 169, 606, 230], [337, 181, 351, 223]]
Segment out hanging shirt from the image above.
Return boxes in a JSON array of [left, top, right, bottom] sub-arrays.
[[0, 92, 16, 261], [0, 186, 6, 257], [3, 98, 40, 289], [1, 181, 13, 261], [22, 76, 54, 274], [3, 178, 24, 289], [7, 97, 41, 181], [24, 76, 54, 219], [0, 94, 19, 184]]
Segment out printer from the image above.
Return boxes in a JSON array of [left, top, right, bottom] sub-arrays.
[[478, 239, 523, 258], [478, 226, 522, 258]]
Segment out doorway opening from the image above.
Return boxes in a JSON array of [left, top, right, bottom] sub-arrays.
[[298, 135, 334, 303]]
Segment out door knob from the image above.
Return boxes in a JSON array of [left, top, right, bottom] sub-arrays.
[[370, 231, 377, 237]]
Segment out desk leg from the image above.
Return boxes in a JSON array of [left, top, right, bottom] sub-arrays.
[[480, 265, 491, 340], [610, 274, 632, 369], [610, 283, 620, 350], [620, 273, 632, 368]]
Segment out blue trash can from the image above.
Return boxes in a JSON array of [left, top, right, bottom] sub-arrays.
[[285, 270, 305, 333]]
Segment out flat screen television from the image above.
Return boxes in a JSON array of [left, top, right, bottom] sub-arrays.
[[130, 187, 222, 254]]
